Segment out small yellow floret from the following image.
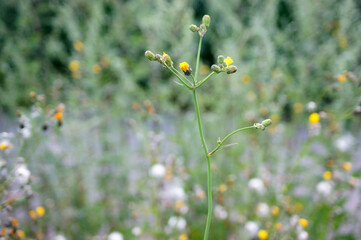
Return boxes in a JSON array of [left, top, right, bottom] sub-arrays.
[[54, 112, 63, 121], [73, 40, 84, 51], [258, 229, 268, 240], [218, 184, 227, 193], [17, 229, 26, 239], [0, 142, 9, 151], [29, 210, 37, 220], [298, 218, 308, 227], [92, 64, 102, 74], [36, 206, 45, 217], [179, 234, 188, 240], [309, 112, 320, 124], [323, 171, 332, 181], [224, 56, 233, 66], [337, 74, 347, 83], [179, 62, 190, 72], [271, 206, 280, 216], [275, 223, 282, 231], [343, 162, 352, 171], [69, 60, 80, 72]]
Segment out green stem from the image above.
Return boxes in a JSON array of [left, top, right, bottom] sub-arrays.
[[192, 36, 212, 240], [196, 72, 216, 88], [164, 64, 193, 90], [171, 66, 193, 86], [208, 126, 256, 156], [194, 37, 203, 83], [193, 89, 212, 240]]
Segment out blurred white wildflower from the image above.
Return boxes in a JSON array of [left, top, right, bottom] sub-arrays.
[[18, 115, 32, 139], [107, 232, 124, 240], [168, 216, 186, 230], [162, 180, 186, 201], [335, 134, 354, 152], [15, 164, 31, 185], [316, 181, 332, 196], [306, 102, 317, 112], [256, 203, 270, 217], [149, 163, 166, 178], [298, 231, 309, 240], [244, 221, 259, 238], [53, 235, 66, 240], [214, 205, 228, 220], [290, 215, 299, 227], [248, 178, 266, 194], [132, 226, 142, 236]]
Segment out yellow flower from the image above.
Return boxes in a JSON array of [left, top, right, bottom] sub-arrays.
[[54, 112, 63, 121], [224, 56, 233, 66], [175, 201, 185, 210], [337, 74, 347, 83], [241, 75, 251, 84], [36, 206, 45, 217], [275, 223, 282, 231], [218, 184, 227, 193], [309, 112, 320, 124], [100, 57, 110, 67], [343, 162, 352, 171], [92, 64, 102, 74], [298, 218, 308, 228], [323, 171, 332, 180], [29, 210, 37, 220], [258, 229, 268, 240], [17, 229, 26, 239], [73, 40, 84, 51], [0, 141, 10, 151], [69, 60, 80, 72], [179, 234, 188, 240], [179, 62, 190, 72], [293, 103, 303, 113], [271, 206, 280, 216]]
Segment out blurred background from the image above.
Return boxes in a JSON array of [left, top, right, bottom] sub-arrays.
[[0, 0, 361, 239]]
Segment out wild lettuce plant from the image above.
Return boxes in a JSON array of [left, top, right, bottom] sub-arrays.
[[145, 15, 271, 240]]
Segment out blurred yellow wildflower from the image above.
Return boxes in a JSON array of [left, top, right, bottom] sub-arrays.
[[73, 40, 84, 51], [92, 64, 102, 74], [175, 201, 185, 210], [309, 113, 320, 124], [224, 56, 233, 66], [241, 75, 251, 84], [200, 64, 210, 75], [323, 171, 332, 181], [36, 206, 45, 217], [336, 74, 347, 83], [218, 184, 227, 193], [1, 228, 7, 235], [298, 218, 308, 227], [69, 60, 80, 72], [11, 218, 18, 227], [17, 229, 26, 239], [271, 206, 280, 216], [179, 234, 188, 240], [343, 162, 352, 171], [258, 229, 268, 240], [54, 112, 63, 121], [0, 141, 10, 151], [29, 210, 37, 220], [71, 70, 81, 79], [293, 103, 303, 113], [100, 57, 110, 67], [275, 223, 282, 231]]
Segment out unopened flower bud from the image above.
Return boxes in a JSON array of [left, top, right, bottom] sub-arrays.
[[202, 15, 211, 28], [254, 123, 265, 130], [198, 24, 207, 37], [145, 50, 156, 61], [189, 24, 199, 32], [261, 119, 272, 127], [218, 55, 224, 65], [163, 53, 173, 67], [226, 65, 237, 74], [211, 64, 222, 73], [155, 54, 162, 62]]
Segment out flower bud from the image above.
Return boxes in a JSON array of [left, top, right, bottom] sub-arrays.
[[261, 119, 272, 127], [254, 123, 265, 130], [198, 24, 207, 37], [163, 53, 173, 67], [189, 24, 199, 32], [218, 55, 224, 65], [155, 54, 162, 62], [226, 65, 237, 74], [145, 50, 156, 61], [202, 15, 211, 28], [211, 64, 222, 73]]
